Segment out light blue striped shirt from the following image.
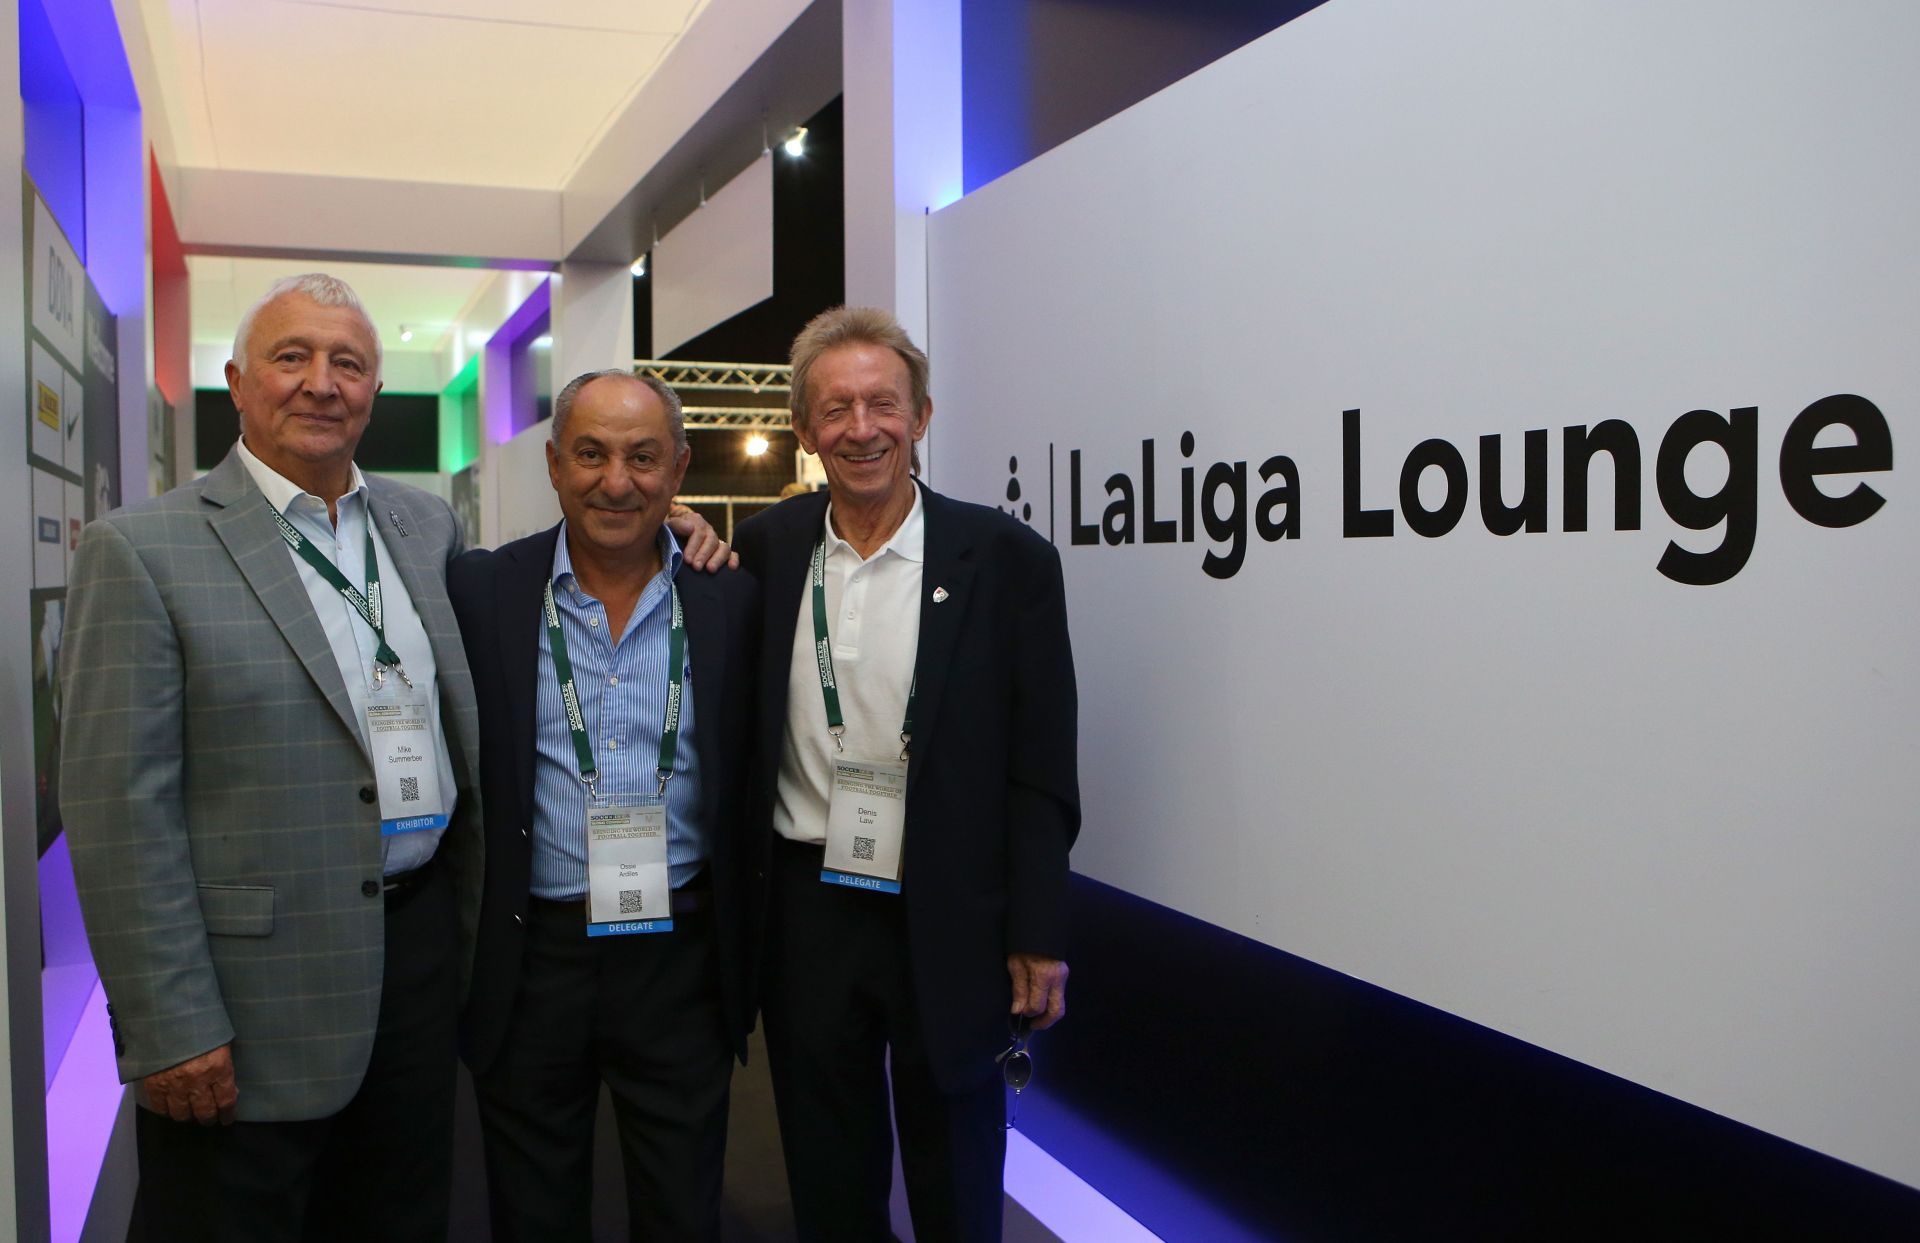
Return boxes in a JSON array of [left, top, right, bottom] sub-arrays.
[[531, 522, 704, 898]]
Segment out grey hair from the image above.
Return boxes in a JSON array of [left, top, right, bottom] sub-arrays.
[[231, 273, 382, 380], [551, 369, 686, 454], [788, 306, 928, 474]]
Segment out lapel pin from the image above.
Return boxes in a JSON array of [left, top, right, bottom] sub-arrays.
[[389, 509, 410, 537], [932, 586, 949, 603]]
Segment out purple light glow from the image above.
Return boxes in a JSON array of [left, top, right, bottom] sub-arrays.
[[39, 835, 98, 1092], [33, 0, 144, 314], [484, 279, 551, 446], [1005, 1129, 1163, 1242], [45, 982, 127, 1243]]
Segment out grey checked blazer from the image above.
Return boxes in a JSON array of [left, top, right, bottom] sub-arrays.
[[58, 446, 484, 1122]]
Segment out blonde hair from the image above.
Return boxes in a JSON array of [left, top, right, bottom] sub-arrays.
[[789, 305, 929, 473]]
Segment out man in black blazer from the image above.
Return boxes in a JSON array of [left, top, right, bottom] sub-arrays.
[[734, 307, 1081, 1243], [449, 369, 758, 1241]]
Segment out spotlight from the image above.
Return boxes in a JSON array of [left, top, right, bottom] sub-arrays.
[[783, 126, 808, 158], [398, 325, 413, 343], [631, 256, 647, 278], [531, 335, 552, 350], [745, 433, 770, 458]]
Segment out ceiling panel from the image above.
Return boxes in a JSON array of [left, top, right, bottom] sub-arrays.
[[150, 0, 707, 189], [276, 0, 699, 35], [189, 256, 498, 360]]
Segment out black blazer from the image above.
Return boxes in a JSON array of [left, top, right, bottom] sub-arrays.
[[735, 482, 1081, 1091], [448, 524, 761, 1075]]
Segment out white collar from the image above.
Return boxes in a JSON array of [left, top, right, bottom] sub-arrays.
[[823, 484, 925, 564], [235, 437, 368, 515]]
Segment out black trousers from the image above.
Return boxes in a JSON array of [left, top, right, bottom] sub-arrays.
[[763, 838, 1007, 1243], [471, 897, 733, 1243], [133, 860, 459, 1243]]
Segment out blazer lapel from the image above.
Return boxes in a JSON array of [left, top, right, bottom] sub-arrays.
[[760, 498, 826, 770], [907, 485, 976, 798], [369, 484, 456, 661], [202, 452, 364, 751], [500, 526, 559, 830], [674, 568, 727, 830]]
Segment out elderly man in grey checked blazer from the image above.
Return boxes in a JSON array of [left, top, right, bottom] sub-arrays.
[[58, 273, 485, 1241]]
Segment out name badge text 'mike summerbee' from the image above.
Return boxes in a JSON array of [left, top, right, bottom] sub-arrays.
[[367, 690, 448, 835]]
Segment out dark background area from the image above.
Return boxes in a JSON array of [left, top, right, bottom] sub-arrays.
[[1021, 877, 1920, 1240], [634, 96, 845, 366], [195, 389, 439, 474]]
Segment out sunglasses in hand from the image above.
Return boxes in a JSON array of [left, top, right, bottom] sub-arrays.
[[997, 1012, 1035, 1129]]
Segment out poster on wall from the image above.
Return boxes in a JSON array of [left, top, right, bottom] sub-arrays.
[[25, 174, 119, 855], [451, 464, 481, 550], [149, 387, 176, 498]]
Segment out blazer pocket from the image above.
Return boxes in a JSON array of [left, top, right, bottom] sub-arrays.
[[197, 884, 275, 937]]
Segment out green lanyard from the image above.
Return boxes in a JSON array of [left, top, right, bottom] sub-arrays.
[[544, 577, 684, 798], [269, 502, 408, 688], [811, 534, 916, 759]]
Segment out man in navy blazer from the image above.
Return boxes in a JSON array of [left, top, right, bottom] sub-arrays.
[[448, 370, 758, 1240], [734, 307, 1081, 1242]]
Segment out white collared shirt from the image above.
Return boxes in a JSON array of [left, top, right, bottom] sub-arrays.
[[236, 438, 456, 874], [774, 486, 925, 844]]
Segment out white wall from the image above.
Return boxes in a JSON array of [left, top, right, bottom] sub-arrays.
[[928, 0, 1920, 1190], [491, 423, 561, 546]]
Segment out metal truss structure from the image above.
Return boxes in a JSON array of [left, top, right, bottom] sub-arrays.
[[632, 359, 794, 429]]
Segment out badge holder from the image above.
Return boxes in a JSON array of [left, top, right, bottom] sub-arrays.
[[367, 669, 448, 836], [821, 751, 908, 893], [586, 792, 673, 936]]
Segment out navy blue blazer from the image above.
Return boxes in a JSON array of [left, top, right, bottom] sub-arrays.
[[735, 482, 1081, 1091], [448, 523, 761, 1074]]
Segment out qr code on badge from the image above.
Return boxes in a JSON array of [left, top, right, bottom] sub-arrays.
[[852, 836, 876, 861], [619, 890, 644, 914], [399, 776, 420, 803]]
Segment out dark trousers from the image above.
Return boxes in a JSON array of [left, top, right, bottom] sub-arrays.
[[471, 898, 733, 1243], [763, 838, 1007, 1243], [133, 860, 459, 1243]]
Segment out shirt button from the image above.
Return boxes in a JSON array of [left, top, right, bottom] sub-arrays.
[[608, 740, 620, 750], [588, 617, 600, 629], [609, 676, 619, 686], [361, 880, 379, 898]]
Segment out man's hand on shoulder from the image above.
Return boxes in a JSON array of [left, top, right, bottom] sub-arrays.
[[1007, 952, 1069, 1030], [145, 1043, 238, 1126], [668, 504, 739, 572]]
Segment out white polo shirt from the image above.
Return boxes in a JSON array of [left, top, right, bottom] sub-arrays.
[[773, 487, 925, 844]]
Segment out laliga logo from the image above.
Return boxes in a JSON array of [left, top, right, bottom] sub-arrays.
[[996, 394, 1894, 585], [998, 456, 1034, 525]]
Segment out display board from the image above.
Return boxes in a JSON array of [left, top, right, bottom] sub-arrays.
[[927, 0, 1919, 1189], [23, 176, 119, 855], [651, 153, 775, 355]]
